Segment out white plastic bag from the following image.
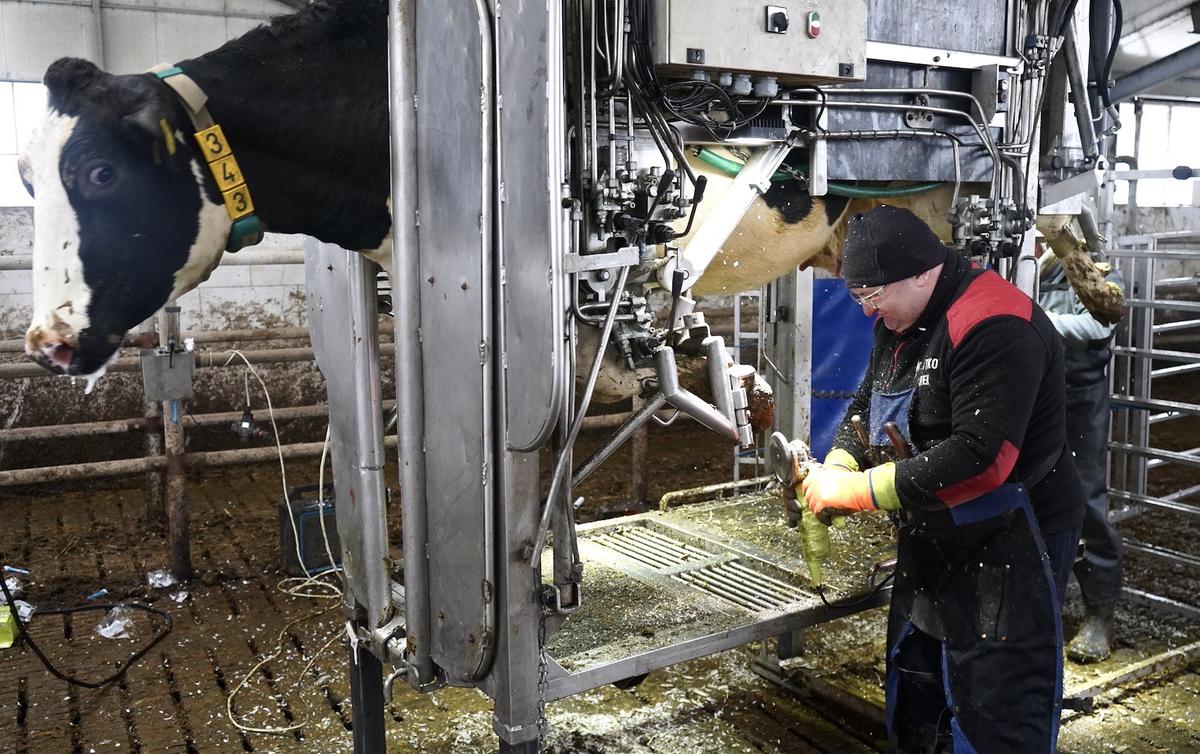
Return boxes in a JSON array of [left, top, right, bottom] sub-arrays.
[[95, 606, 135, 640]]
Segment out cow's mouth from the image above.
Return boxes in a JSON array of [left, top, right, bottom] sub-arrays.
[[29, 343, 75, 375]]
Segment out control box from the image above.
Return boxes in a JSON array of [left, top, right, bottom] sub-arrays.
[[651, 1, 867, 85]]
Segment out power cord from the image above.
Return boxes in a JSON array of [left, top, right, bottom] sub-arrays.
[[816, 568, 896, 610], [217, 352, 347, 735], [0, 572, 173, 689]]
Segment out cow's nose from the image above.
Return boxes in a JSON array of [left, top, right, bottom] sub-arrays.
[[25, 317, 77, 370]]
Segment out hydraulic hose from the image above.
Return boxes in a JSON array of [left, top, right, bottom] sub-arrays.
[[695, 147, 943, 199]]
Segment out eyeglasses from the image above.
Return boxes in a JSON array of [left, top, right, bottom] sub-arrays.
[[849, 285, 887, 309]]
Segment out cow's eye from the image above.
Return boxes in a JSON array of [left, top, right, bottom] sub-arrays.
[[88, 164, 115, 187]]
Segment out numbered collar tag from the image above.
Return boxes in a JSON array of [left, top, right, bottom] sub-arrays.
[[151, 65, 262, 252], [193, 125, 256, 222]]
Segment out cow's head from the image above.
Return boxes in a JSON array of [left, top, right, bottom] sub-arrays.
[[20, 58, 231, 376]]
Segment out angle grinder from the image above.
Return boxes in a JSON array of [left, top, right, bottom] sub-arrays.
[[767, 432, 839, 588]]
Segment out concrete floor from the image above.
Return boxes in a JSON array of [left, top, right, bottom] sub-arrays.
[[2, 452, 1199, 753]]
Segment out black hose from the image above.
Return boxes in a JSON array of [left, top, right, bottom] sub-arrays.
[[1051, 0, 1082, 38], [1, 572, 173, 689], [816, 568, 896, 609], [1100, 0, 1123, 109]]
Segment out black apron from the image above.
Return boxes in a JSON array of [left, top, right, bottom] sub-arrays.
[[885, 484, 1063, 753]]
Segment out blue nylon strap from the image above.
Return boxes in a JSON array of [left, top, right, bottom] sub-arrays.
[[947, 483, 1027, 527]]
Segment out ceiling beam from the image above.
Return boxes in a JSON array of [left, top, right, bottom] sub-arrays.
[[1123, 0, 1197, 36], [275, 0, 309, 10], [1111, 41, 1200, 101]]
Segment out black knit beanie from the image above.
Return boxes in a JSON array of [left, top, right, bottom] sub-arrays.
[[841, 205, 949, 289]]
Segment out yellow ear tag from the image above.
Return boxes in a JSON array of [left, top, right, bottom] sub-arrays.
[[158, 118, 176, 156]]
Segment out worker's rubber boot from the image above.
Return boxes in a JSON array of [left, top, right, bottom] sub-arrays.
[[1067, 602, 1116, 664]]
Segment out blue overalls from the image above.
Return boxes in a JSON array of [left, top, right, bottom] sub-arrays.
[[870, 392, 1075, 753]]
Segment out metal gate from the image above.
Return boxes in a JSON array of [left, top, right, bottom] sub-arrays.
[[1108, 231, 1200, 620]]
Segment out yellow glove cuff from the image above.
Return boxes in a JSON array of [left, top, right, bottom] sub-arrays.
[[866, 462, 901, 511], [824, 448, 860, 472]]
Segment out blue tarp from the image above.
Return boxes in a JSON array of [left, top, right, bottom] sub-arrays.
[[810, 279, 874, 458]]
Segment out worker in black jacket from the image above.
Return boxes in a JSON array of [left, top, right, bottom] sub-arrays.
[[802, 205, 1085, 753]]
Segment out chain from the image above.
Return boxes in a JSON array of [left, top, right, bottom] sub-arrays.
[[535, 601, 550, 744]]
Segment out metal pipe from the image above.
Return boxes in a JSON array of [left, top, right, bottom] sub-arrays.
[[529, 266, 631, 568], [0, 326, 369, 352], [0, 0, 276, 21], [1062, 20, 1100, 164], [791, 88, 1003, 196], [470, 0, 499, 682], [388, 0, 433, 689], [157, 304, 191, 582], [0, 326, 322, 353], [0, 250, 306, 271], [0, 331, 157, 353], [588, 0, 599, 197], [1077, 202, 1106, 254], [141, 320, 165, 527], [0, 416, 157, 442], [0, 344, 396, 380], [0, 437, 400, 488], [657, 475, 773, 510], [0, 402, 396, 444], [1152, 364, 1200, 379], [572, 392, 667, 491], [1110, 42, 1200, 103]]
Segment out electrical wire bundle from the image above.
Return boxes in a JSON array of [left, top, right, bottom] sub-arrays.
[[625, 0, 770, 141]]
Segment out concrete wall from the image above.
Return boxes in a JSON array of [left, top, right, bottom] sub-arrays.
[[0, 206, 311, 337], [0, 0, 288, 81]]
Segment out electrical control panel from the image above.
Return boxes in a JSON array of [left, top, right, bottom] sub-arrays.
[[651, 1, 867, 85]]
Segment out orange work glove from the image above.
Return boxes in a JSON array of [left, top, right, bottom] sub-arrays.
[[802, 462, 900, 518]]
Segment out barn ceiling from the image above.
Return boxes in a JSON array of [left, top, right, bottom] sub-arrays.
[[1112, 0, 1200, 100]]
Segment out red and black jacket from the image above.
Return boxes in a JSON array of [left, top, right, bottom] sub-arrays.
[[834, 251, 1085, 534]]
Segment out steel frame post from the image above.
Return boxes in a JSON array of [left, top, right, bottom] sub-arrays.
[[348, 634, 387, 753], [769, 268, 814, 443]]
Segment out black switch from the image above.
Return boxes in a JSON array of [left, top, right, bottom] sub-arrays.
[[771, 12, 790, 32], [686, 47, 705, 64]]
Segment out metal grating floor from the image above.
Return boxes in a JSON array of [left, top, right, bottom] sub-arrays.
[[544, 492, 898, 674], [590, 525, 806, 610]]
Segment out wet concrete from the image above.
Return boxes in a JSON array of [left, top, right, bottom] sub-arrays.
[[0, 412, 1198, 752]]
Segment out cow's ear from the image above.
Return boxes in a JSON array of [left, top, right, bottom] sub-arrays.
[[44, 58, 106, 114], [120, 100, 185, 169], [120, 103, 164, 145]]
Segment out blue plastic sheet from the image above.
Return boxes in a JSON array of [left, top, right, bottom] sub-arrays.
[[810, 279, 874, 458]]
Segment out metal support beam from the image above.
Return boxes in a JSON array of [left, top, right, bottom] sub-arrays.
[[347, 633, 387, 754], [1124, 0, 1198, 37], [1110, 42, 1200, 103]]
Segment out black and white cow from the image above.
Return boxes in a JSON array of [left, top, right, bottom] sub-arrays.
[[21, 0, 388, 376], [19, 0, 953, 379]]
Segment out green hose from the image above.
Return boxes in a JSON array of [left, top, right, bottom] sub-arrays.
[[695, 147, 943, 199]]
